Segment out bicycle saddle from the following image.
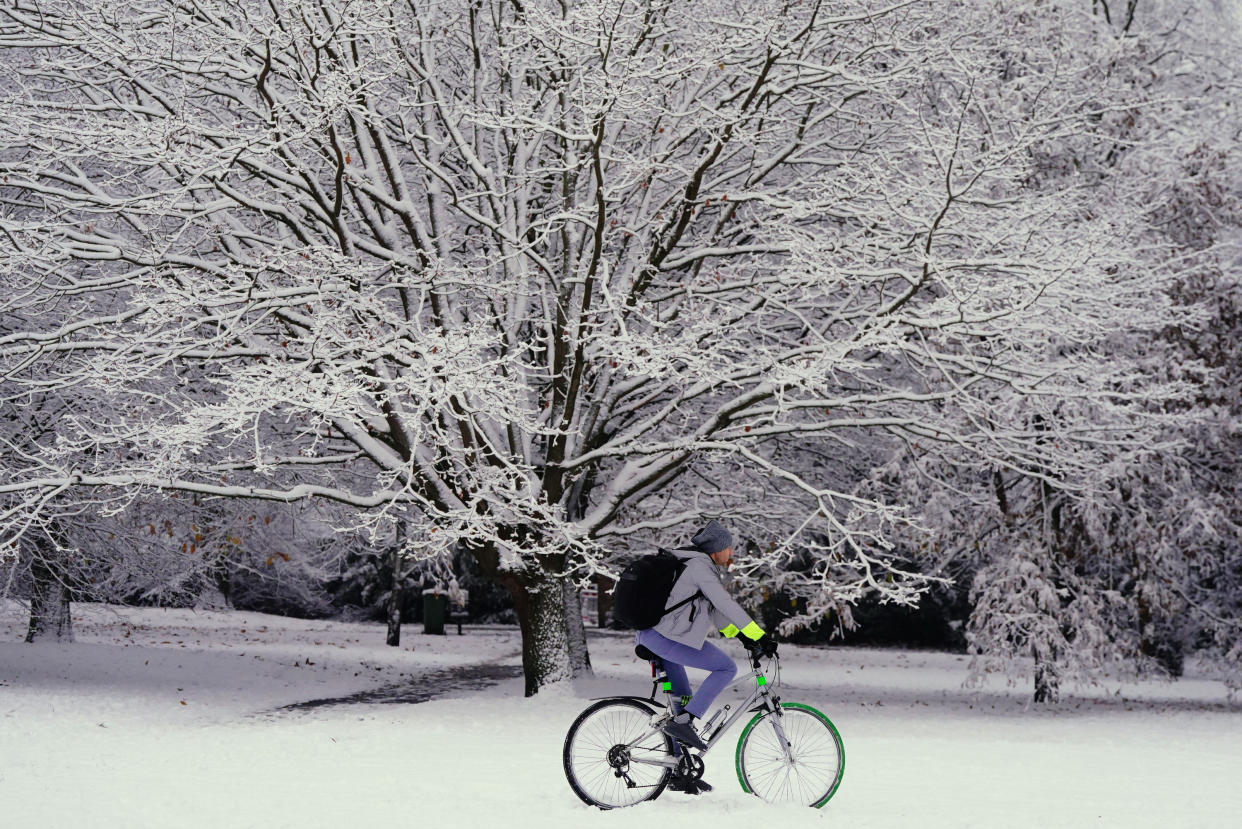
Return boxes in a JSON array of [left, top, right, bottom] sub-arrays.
[[634, 644, 661, 663]]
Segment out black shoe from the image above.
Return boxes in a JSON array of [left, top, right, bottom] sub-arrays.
[[661, 715, 708, 751], [668, 775, 713, 795]]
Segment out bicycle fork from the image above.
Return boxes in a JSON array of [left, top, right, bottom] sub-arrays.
[[764, 708, 796, 763]]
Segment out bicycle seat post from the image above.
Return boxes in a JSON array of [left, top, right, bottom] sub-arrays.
[[635, 644, 673, 707], [648, 657, 672, 705]]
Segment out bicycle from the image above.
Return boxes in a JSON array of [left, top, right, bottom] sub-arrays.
[[562, 643, 845, 809]]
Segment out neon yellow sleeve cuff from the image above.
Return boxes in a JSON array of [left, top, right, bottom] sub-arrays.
[[720, 624, 740, 638], [741, 621, 764, 640]]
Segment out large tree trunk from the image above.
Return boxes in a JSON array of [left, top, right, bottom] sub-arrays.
[[507, 573, 574, 696], [469, 537, 591, 695], [25, 540, 73, 643]]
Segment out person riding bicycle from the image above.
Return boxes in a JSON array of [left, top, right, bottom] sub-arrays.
[[634, 519, 778, 794]]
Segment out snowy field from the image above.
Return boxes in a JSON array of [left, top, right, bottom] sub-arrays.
[[2, 602, 1240, 829]]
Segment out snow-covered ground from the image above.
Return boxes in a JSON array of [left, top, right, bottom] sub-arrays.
[[2, 601, 1240, 828]]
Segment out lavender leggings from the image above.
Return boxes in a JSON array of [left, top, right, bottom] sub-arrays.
[[635, 629, 738, 718]]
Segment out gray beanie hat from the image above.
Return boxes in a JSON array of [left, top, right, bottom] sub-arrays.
[[690, 519, 732, 554]]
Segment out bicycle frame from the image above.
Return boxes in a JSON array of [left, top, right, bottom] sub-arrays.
[[625, 652, 794, 769]]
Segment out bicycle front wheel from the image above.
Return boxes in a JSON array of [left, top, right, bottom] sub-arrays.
[[735, 702, 844, 808], [563, 698, 674, 809]]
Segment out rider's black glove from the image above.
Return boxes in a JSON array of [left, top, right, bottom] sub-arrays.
[[758, 635, 779, 658]]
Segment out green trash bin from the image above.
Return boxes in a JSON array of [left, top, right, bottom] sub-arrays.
[[423, 589, 447, 635]]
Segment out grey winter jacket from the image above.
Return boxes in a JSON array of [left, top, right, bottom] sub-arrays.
[[650, 548, 760, 649]]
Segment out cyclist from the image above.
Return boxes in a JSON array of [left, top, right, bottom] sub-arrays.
[[634, 519, 778, 794]]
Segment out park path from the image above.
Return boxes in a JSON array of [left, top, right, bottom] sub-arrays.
[[268, 653, 525, 714]]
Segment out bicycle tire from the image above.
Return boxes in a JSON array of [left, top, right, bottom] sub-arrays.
[[563, 697, 675, 809], [734, 701, 845, 808]]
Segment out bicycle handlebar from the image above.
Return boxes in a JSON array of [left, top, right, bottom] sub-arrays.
[[745, 647, 778, 671]]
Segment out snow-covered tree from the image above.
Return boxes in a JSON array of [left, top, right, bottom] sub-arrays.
[[864, 0, 1242, 701], [0, 0, 1210, 692]]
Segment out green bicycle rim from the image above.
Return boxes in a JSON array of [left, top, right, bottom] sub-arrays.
[[734, 701, 845, 808]]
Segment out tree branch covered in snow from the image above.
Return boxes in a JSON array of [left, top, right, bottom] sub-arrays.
[[0, 0, 1228, 689]]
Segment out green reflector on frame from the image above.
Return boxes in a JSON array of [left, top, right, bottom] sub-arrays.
[[756, 676, 767, 686], [662, 682, 673, 691]]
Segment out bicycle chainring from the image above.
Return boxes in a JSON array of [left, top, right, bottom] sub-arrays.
[[676, 753, 705, 781]]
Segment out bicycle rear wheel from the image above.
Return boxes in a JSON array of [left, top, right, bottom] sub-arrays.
[[735, 702, 844, 808], [563, 698, 675, 809]]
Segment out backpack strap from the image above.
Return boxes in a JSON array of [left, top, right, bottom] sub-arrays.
[[662, 590, 702, 615]]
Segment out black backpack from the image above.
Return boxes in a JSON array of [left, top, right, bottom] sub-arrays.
[[612, 548, 702, 629]]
